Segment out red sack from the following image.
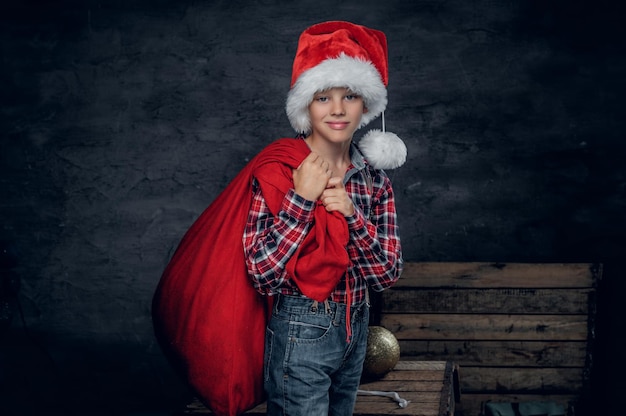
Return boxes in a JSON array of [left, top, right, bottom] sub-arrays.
[[152, 138, 349, 415]]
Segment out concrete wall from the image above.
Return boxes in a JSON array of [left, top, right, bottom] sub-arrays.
[[1, 0, 624, 414]]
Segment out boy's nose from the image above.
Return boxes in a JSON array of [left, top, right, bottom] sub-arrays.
[[330, 98, 346, 116]]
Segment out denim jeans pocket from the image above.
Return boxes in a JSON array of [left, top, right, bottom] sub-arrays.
[[287, 312, 333, 342]]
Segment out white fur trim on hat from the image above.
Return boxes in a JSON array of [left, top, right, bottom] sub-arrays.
[[286, 53, 387, 135]]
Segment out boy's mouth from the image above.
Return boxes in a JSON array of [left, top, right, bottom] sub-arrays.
[[326, 122, 350, 130]]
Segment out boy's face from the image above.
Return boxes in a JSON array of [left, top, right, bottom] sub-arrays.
[[308, 87, 367, 145]]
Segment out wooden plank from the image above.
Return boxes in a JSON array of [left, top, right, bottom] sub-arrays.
[[458, 393, 576, 416], [382, 288, 592, 314], [354, 394, 442, 416], [396, 340, 588, 367], [376, 370, 444, 382], [358, 379, 447, 392], [398, 262, 599, 288], [441, 361, 460, 416], [459, 367, 584, 393], [395, 360, 448, 371], [382, 314, 588, 341], [356, 391, 441, 404]]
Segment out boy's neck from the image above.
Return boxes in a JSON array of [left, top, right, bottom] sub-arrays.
[[304, 135, 352, 166]]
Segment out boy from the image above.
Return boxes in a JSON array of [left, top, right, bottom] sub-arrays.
[[243, 21, 406, 416]]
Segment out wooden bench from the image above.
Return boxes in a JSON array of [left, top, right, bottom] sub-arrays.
[[182, 360, 459, 416], [372, 262, 601, 416]]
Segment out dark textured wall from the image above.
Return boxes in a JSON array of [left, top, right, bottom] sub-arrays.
[[1, 0, 624, 414]]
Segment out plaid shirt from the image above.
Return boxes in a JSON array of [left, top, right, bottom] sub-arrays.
[[243, 144, 403, 305]]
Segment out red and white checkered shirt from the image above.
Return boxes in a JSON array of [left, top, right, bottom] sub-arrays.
[[243, 144, 403, 306]]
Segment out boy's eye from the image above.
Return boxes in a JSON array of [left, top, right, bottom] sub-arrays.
[[345, 94, 357, 100], [315, 96, 329, 102]]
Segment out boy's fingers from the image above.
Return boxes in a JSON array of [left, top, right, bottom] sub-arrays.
[[298, 152, 318, 167], [327, 176, 343, 188]]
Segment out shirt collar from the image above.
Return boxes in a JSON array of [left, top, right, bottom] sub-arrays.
[[349, 142, 367, 170]]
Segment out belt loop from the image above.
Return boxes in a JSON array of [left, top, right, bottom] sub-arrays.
[[324, 300, 331, 315], [274, 293, 281, 312]]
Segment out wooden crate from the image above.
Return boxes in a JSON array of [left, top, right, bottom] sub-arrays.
[[182, 361, 459, 416], [373, 262, 601, 416], [357, 361, 459, 416]]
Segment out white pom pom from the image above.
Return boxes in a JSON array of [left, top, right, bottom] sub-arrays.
[[359, 129, 407, 170]]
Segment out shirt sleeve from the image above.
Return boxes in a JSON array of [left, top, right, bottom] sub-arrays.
[[243, 178, 315, 294], [345, 172, 403, 291]]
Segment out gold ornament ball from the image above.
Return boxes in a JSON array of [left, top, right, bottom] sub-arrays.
[[362, 326, 400, 379]]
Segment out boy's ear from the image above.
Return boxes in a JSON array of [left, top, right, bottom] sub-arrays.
[[363, 106, 369, 114]]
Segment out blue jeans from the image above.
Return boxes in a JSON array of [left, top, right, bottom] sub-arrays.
[[264, 294, 370, 416]]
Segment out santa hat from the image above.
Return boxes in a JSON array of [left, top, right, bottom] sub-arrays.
[[286, 21, 407, 170]]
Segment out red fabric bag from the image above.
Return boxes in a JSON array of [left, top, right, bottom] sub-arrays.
[[152, 138, 349, 415]]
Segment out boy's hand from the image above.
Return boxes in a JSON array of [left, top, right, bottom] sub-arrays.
[[321, 176, 355, 217], [292, 152, 332, 202]]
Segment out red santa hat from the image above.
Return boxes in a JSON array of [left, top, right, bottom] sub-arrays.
[[286, 21, 407, 170]]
